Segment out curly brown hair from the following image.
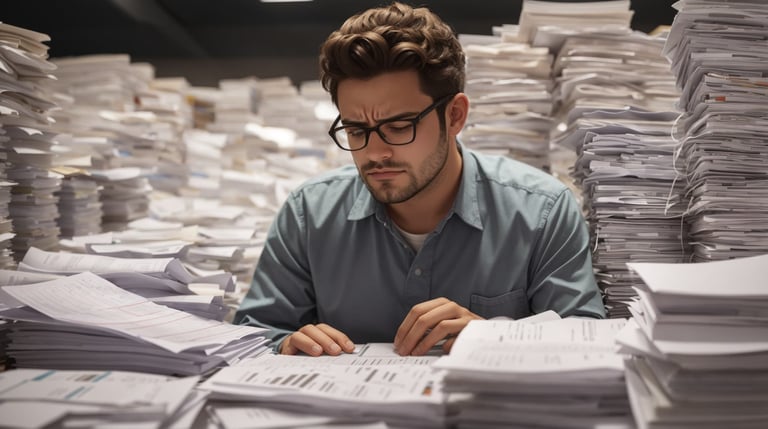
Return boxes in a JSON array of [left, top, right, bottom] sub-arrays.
[[319, 2, 465, 106]]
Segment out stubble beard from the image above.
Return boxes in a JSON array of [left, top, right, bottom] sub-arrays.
[[362, 131, 449, 205]]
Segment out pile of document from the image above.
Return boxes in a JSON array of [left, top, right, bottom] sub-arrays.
[[200, 344, 446, 428], [0, 139, 14, 269], [571, 120, 689, 318], [511, 0, 634, 50], [134, 76, 192, 194], [0, 368, 204, 429], [664, 0, 768, 262], [0, 271, 269, 375], [434, 314, 632, 428], [459, 34, 554, 170], [0, 23, 62, 261], [10, 247, 235, 321], [0, 319, 7, 370], [208, 77, 261, 135], [50, 55, 179, 231], [90, 166, 152, 231], [53, 167, 103, 238], [618, 255, 768, 428], [524, 2, 685, 318]]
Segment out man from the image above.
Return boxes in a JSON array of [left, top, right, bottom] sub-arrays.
[[235, 2, 605, 357]]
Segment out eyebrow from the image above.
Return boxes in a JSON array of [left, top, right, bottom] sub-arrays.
[[340, 110, 420, 127]]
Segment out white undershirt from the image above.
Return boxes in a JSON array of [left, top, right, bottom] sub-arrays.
[[393, 223, 429, 253]]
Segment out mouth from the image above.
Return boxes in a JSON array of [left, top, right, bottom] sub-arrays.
[[367, 169, 404, 180]]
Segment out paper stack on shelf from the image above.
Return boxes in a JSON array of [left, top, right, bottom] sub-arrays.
[[0, 23, 63, 262], [0, 368, 202, 429], [0, 271, 269, 375], [618, 255, 768, 429], [459, 32, 554, 171], [434, 316, 632, 429], [664, 0, 768, 262], [201, 344, 446, 428]]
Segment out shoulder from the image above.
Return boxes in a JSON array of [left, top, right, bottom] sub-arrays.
[[466, 149, 568, 201]]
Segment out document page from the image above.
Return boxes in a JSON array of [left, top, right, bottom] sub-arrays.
[[203, 354, 444, 405], [435, 318, 627, 373], [2, 272, 266, 353], [18, 247, 173, 274]]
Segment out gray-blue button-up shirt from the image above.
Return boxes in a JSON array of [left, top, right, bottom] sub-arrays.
[[235, 146, 605, 345]]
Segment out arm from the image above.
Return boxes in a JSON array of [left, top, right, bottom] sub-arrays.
[[528, 188, 605, 319], [233, 193, 354, 355]]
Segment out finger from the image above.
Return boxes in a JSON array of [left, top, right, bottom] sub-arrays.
[[281, 331, 323, 356], [442, 336, 457, 354], [316, 323, 356, 353], [411, 318, 465, 356], [394, 297, 449, 348], [396, 301, 460, 356], [298, 324, 345, 356]]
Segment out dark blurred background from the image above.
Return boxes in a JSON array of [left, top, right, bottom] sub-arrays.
[[3, 0, 677, 86]]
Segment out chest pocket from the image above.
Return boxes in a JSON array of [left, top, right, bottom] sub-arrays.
[[470, 289, 531, 319]]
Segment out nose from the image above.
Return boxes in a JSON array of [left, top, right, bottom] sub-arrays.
[[363, 129, 393, 162]]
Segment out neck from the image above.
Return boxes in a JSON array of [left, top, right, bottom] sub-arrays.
[[387, 145, 463, 234]]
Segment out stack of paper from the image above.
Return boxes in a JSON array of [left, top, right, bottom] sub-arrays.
[[201, 344, 446, 428], [257, 78, 327, 149], [0, 319, 7, 371], [458, 33, 554, 170], [434, 315, 632, 429], [90, 167, 152, 231], [0, 368, 203, 429], [186, 85, 219, 130], [527, 4, 685, 318], [0, 130, 15, 269], [182, 128, 231, 198], [0, 23, 62, 261], [207, 77, 260, 135], [572, 125, 690, 318], [664, 0, 768, 262], [512, 0, 634, 50], [52, 167, 103, 238], [51, 55, 147, 112], [618, 255, 768, 428], [135, 76, 191, 194], [17, 247, 235, 319], [0, 271, 269, 375], [49, 55, 146, 172]]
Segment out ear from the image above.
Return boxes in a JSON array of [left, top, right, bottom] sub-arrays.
[[446, 93, 469, 136]]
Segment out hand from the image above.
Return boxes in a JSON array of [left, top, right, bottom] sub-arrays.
[[280, 323, 356, 356], [393, 297, 483, 356]]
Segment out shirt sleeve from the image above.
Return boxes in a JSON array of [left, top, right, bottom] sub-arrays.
[[527, 188, 606, 319], [233, 192, 318, 350]]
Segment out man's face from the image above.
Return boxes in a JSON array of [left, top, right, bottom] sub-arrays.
[[336, 70, 450, 205]]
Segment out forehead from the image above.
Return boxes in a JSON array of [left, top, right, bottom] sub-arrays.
[[336, 70, 431, 119]]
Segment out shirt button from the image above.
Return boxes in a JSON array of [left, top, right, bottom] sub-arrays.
[[414, 268, 422, 276]]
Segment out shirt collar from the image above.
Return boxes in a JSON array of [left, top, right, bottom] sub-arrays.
[[347, 142, 484, 231]]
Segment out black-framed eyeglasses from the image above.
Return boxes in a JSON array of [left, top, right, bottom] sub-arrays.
[[328, 94, 455, 151]]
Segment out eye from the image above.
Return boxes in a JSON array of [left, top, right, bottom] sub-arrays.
[[345, 127, 366, 138], [381, 121, 413, 134]]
